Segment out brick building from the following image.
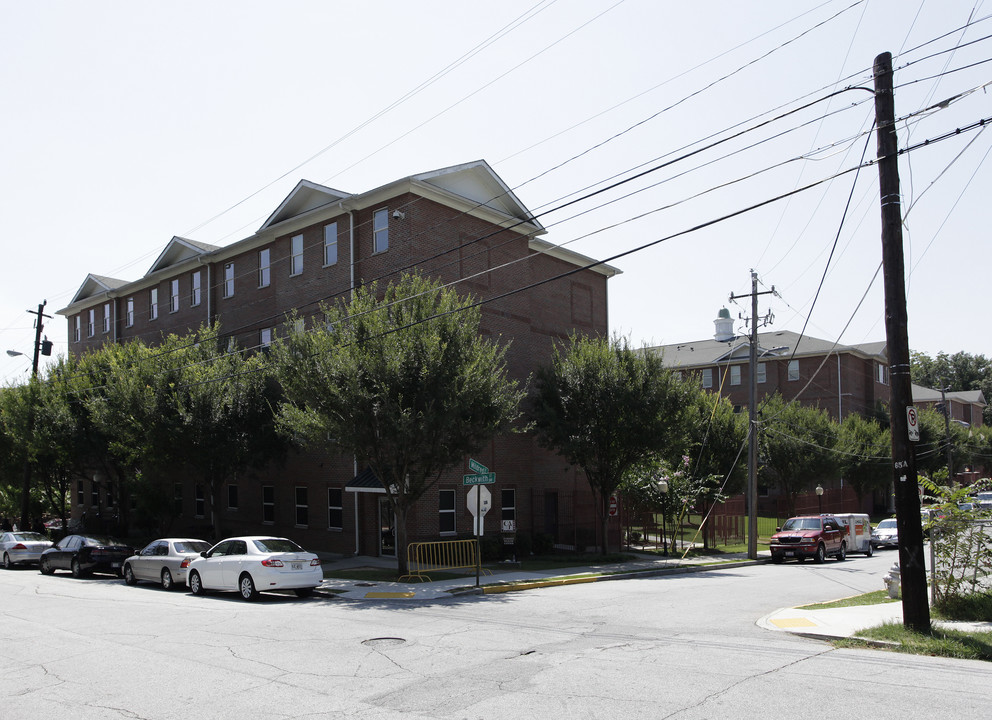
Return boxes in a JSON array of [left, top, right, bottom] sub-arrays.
[[57, 160, 620, 556]]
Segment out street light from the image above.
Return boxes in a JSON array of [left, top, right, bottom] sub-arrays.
[[6, 349, 25, 357], [658, 478, 669, 556], [815, 484, 824, 514]]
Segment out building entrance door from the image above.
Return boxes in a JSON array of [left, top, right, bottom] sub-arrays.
[[379, 497, 396, 557]]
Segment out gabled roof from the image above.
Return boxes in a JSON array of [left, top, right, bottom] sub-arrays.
[[68, 273, 130, 305], [147, 236, 220, 275], [258, 180, 350, 232], [911, 383, 987, 408], [650, 330, 887, 368]]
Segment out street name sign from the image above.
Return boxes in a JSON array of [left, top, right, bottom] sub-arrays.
[[463, 472, 496, 485]]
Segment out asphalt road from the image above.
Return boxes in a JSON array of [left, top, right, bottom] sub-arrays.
[[1, 549, 987, 719]]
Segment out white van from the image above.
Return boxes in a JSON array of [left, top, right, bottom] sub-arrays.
[[833, 513, 874, 556]]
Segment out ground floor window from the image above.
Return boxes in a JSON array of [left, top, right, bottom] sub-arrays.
[[76, 480, 85, 506], [194, 485, 205, 519], [227, 484, 239, 510], [501, 488, 516, 532], [262, 485, 275, 524], [174, 483, 183, 515], [439, 489, 455, 534], [327, 488, 343, 530], [295, 486, 308, 527]]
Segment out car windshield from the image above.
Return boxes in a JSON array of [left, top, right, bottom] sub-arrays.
[[877, 519, 897, 529], [782, 518, 821, 531], [174, 541, 211, 554], [253, 538, 305, 553], [83, 536, 123, 546], [13, 532, 47, 541]]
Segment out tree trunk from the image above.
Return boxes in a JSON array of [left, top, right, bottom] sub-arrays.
[[395, 505, 409, 577]]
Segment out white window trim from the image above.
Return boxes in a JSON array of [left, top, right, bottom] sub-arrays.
[[373, 208, 389, 254], [701, 368, 713, 389], [258, 250, 271, 288], [170, 279, 180, 313], [191, 271, 202, 307], [125, 298, 134, 328], [323, 223, 338, 267], [102, 303, 111, 334], [290, 234, 304, 276], [327, 487, 343, 530], [757, 362, 766, 384], [788, 359, 800, 382], [86, 309, 95, 338], [295, 486, 308, 528], [439, 489, 456, 536], [149, 288, 158, 321], [223, 263, 235, 298], [730, 365, 741, 386]]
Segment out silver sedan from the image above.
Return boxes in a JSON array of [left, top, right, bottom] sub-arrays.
[[1, 531, 53, 568], [123, 538, 212, 590]]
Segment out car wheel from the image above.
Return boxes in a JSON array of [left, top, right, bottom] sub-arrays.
[[866, 543, 874, 558], [189, 570, 204, 595], [71, 558, 85, 578], [239, 573, 259, 601], [837, 542, 847, 562], [123, 563, 137, 586], [161, 568, 174, 590], [294, 587, 314, 598], [40, 556, 54, 575], [814, 544, 825, 564], [771, 554, 783, 564], [3, 553, 11, 569], [796, 556, 806, 563]]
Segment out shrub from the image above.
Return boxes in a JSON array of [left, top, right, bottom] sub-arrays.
[[533, 533, 554, 555]]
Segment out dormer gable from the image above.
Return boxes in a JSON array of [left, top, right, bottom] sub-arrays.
[[147, 236, 220, 275], [259, 180, 350, 232], [68, 273, 129, 305]]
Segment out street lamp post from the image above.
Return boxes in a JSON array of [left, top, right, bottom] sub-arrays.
[[816, 484, 824, 515], [658, 478, 669, 556]]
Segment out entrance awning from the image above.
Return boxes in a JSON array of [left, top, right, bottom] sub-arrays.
[[345, 467, 385, 494]]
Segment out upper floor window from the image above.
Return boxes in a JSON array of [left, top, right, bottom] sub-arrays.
[[290, 234, 303, 275], [373, 208, 389, 253], [730, 365, 741, 386], [149, 288, 158, 320], [86, 309, 95, 338], [73, 316, 81, 343], [258, 249, 270, 288], [324, 222, 338, 266], [125, 298, 134, 327], [260, 328, 273, 348], [701, 368, 713, 389], [223, 263, 235, 298], [169, 279, 179, 313], [788, 359, 800, 381], [439, 489, 455, 535], [191, 270, 202, 306], [102, 303, 111, 334], [876, 362, 888, 385], [757, 362, 766, 384]]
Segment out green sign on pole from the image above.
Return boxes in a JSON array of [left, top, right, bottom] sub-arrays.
[[463, 472, 496, 486]]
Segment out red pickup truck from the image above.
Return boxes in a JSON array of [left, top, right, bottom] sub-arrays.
[[769, 515, 846, 563]]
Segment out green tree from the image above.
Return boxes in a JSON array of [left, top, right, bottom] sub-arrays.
[[759, 394, 838, 516], [531, 334, 695, 555], [837, 413, 890, 506], [272, 273, 523, 576], [911, 349, 992, 425]]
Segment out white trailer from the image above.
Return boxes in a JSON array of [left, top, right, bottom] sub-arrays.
[[833, 513, 873, 556]]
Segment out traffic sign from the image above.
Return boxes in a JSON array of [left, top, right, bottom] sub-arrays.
[[469, 458, 489, 474], [466, 485, 492, 516], [907, 406, 920, 441], [463, 472, 496, 485]]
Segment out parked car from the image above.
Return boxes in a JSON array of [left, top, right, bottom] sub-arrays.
[[1, 531, 54, 568], [39, 534, 134, 577], [123, 538, 212, 590], [769, 515, 847, 563], [186, 536, 323, 601], [871, 518, 899, 548]]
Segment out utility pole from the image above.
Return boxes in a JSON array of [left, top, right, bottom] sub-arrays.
[[873, 52, 930, 632], [939, 380, 954, 478], [20, 300, 52, 530], [730, 271, 775, 560]]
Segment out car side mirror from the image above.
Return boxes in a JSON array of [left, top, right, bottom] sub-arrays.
[[200, 551, 208, 558], [775, 527, 781, 532]]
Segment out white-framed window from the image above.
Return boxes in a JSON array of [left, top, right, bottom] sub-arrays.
[[76, 479, 85, 506], [701, 368, 713, 389], [327, 488, 343, 530], [149, 288, 158, 320], [730, 365, 741, 386], [757, 362, 766, 384], [227, 484, 239, 511], [262, 485, 275, 524], [439, 489, 456, 535], [91, 483, 99, 507], [102, 303, 111, 334], [258, 249, 270, 288], [170, 279, 180, 313], [191, 270, 202, 307], [260, 328, 273, 348], [501, 488, 516, 532], [295, 486, 308, 527], [194, 485, 205, 518], [373, 208, 389, 253], [223, 263, 235, 298], [290, 234, 303, 275], [73, 316, 81, 342], [86, 309, 95, 337], [174, 482, 183, 515], [876, 362, 888, 385], [323, 222, 338, 266], [788, 359, 800, 381], [125, 297, 135, 327]]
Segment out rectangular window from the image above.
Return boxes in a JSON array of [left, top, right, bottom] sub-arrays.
[[223, 263, 235, 298], [327, 488, 343, 530], [876, 362, 888, 385], [788, 359, 800, 381], [191, 271, 202, 306], [262, 485, 275, 523], [126, 298, 134, 327], [373, 208, 389, 253], [91, 483, 99, 507], [290, 234, 303, 275], [258, 249, 270, 287], [730, 365, 741, 386], [323, 222, 338, 266], [174, 483, 183, 515], [227, 484, 239, 510], [701, 368, 713, 389], [102, 303, 111, 333], [295, 486, 308, 527], [149, 288, 158, 320], [194, 485, 205, 518], [76, 480, 85, 506], [501, 489, 516, 533], [757, 362, 766, 384], [86, 309, 95, 337], [73, 316, 81, 342], [260, 328, 272, 349], [170, 279, 180, 312], [439, 489, 455, 534], [106, 482, 114, 507]]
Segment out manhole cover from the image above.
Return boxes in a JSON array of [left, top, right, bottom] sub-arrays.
[[362, 637, 406, 647]]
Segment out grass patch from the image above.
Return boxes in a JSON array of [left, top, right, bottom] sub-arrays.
[[933, 591, 992, 622], [837, 622, 992, 661], [798, 590, 898, 611]]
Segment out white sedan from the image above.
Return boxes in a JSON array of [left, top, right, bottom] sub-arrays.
[[1, 531, 53, 568], [186, 536, 323, 601], [123, 538, 212, 590]]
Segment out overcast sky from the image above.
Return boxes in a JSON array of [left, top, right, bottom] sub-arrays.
[[2, 0, 989, 384]]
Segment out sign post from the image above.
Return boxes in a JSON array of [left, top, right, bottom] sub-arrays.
[[464, 460, 496, 586]]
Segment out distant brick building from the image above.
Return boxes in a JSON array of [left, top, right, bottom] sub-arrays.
[[58, 160, 620, 556]]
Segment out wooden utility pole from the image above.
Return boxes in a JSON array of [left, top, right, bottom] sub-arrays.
[[20, 300, 51, 530], [873, 52, 930, 632]]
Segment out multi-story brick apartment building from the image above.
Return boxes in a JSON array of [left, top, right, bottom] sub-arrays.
[[57, 160, 620, 557], [647, 307, 891, 421]]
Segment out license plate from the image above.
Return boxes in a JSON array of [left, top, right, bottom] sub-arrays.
[[785, 552, 794, 557], [291, 562, 303, 570], [111, 562, 121, 568]]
